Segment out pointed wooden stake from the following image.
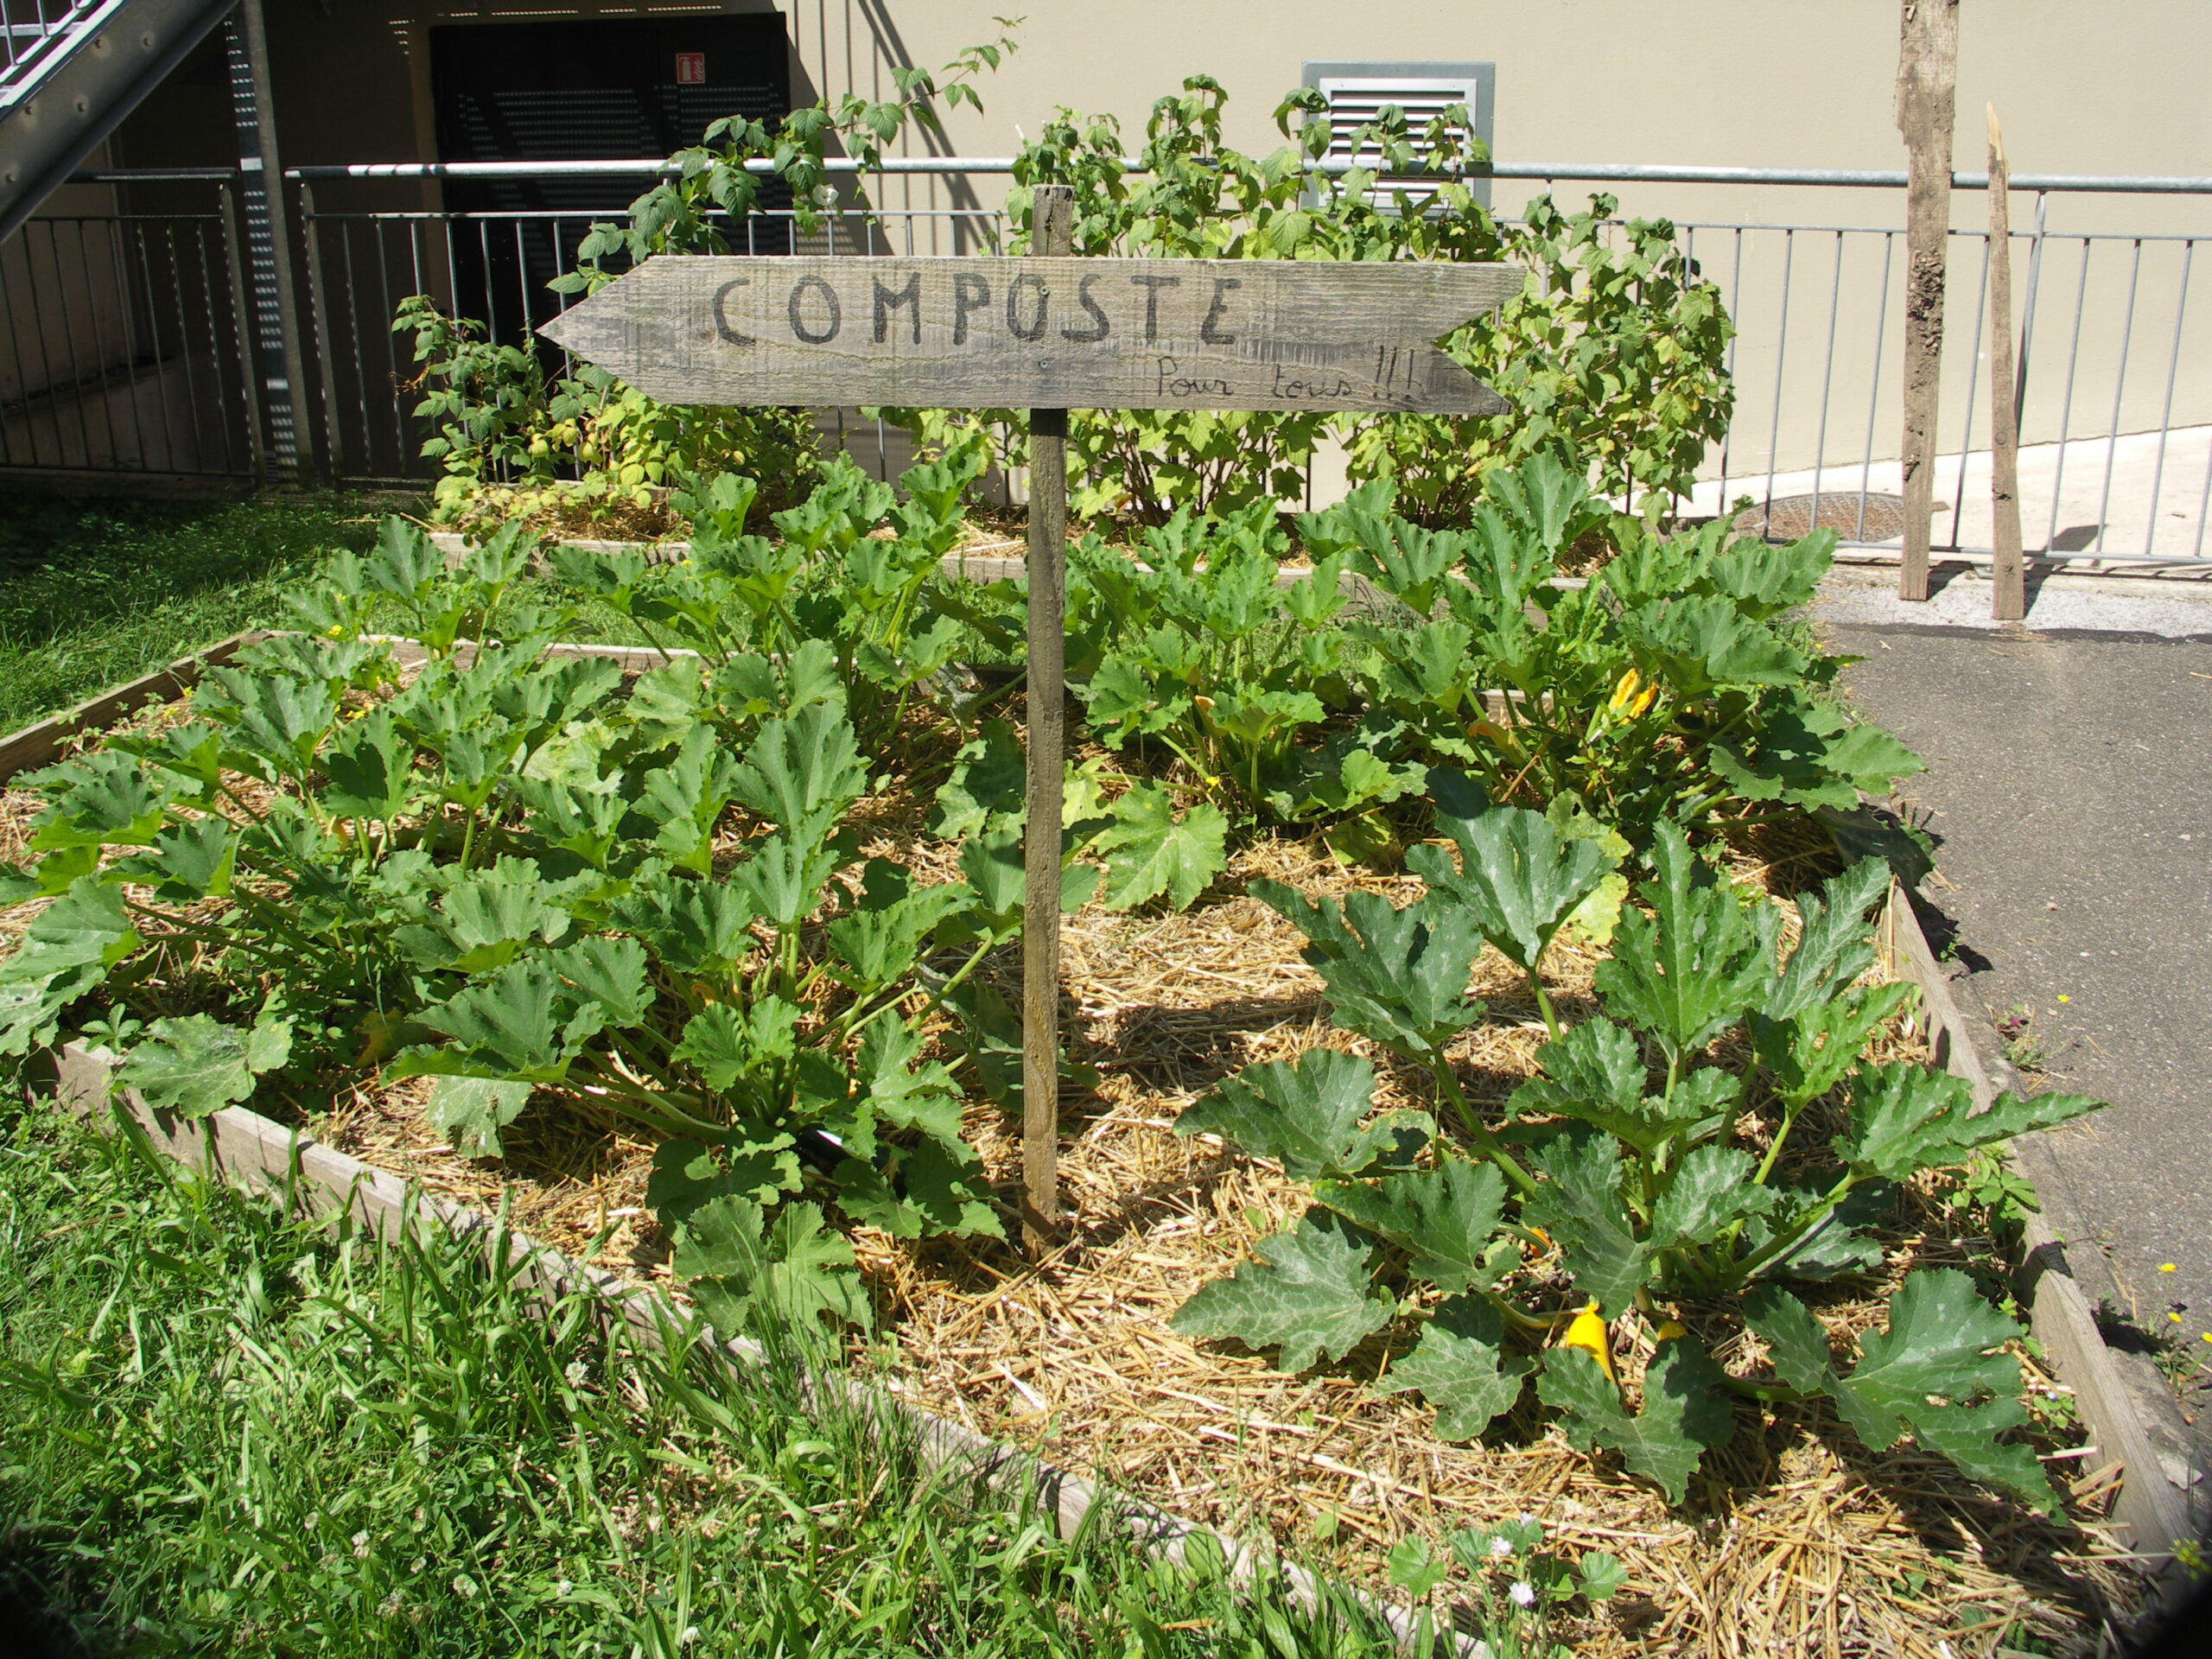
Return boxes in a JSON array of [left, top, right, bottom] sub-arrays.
[[1986, 105, 2027, 622], [1020, 184, 1074, 1256]]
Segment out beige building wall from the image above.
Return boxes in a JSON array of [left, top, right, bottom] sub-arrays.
[[775, 0, 2211, 488]]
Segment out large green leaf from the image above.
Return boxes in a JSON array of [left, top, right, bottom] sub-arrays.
[[1255, 882, 1485, 1060], [1649, 1145, 1774, 1249], [1834, 1065, 2102, 1180], [27, 751, 171, 850], [614, 872, 756, 977], [1178, 1048, 1420, 1182], [1522, 1129, 1651, 1315], [1510, 1018, 1702, 1152], [1171, 1214, 1392, 1375], [411, 957, 596, 1084], [1626, 594, 1807, 698], [1382, 1295, 1530, 1441], [1745, 1274, 2054, 1511], [1764, 857, 1891, 1020], [931, 718, 1027, 839], [424, 1075, 535, 1158], [113, 817, 237, 904], [1092, 783, 1227, 912], [637, 724, 745, 874], [1593, 822, 1777, 1065], [119, 1012, 293, 1120], [1756, 981, 1916, 1111], [674, 1195, 872, 1336], [1537, 1336, 1734, 1504], [826, 868, 974, 995], [732, 830, 842, 931], [321, 709, 417, 822], [1316, 1158, 1506, 1295], [1411, 774, 1613, 972], [0, 878, 141, 1056], [732, 703, 868, 842]]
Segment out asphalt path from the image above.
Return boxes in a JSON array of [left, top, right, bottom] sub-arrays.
[[1820, 604, 2212, 1374]]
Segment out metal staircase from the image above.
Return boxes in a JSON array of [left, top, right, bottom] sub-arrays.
[[0, 0, 234, 242]]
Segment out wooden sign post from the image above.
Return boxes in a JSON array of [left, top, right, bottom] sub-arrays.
[[544, 241, 1517, 1255]]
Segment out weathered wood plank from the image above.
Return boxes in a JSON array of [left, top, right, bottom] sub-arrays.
[[0, 630, 265, 780], [542, 254, 1518, 413], [1021, 189, 1074, 1255], [1895, 0, 1959, 601]]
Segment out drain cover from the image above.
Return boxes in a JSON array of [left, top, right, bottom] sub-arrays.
[[1731, 492, 1904, 543]]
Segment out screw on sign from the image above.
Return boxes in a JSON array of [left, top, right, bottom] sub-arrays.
[[543, 213, 1519, 1251]]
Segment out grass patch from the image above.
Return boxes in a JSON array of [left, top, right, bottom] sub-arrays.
[[0, 492, 390, 732], [0, 1098, 1404, 1658]]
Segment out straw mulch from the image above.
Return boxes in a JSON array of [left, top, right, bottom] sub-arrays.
[[0, 682, 2151, 1655]]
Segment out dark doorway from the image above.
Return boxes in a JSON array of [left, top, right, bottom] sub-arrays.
[[429, 15, 791, 343]]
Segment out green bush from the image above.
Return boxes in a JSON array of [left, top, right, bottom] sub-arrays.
[[881, 76, 1732, 526]]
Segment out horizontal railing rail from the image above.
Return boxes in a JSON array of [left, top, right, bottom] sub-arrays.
[[14, 158, 2206, 567]]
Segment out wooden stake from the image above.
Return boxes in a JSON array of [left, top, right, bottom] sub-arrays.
[[1986, 105, 2026, 621], [1020, 183, 1074, 1255], [1896, 0, 1960, 601]]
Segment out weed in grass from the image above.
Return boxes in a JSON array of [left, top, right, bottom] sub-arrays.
[[0, 1096, 1414, 1658]]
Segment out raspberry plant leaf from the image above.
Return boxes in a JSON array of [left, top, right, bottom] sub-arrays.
[[1172, 1213, 1392, 1375], [1537, 1336, 1734, 1504], [1178, 1048, 1420, 1183], [1382, 1294, 1530, 1440]]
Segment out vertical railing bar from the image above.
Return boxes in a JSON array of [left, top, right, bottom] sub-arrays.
[[2139, 239, 2193, 558], [101, 217, 150, 470], [0, 226, 27, 466], [2045, 238, 2094, 553], [389, 220, 415, 472], [2191, 410, 2212, 560], [1945, 231, 1993, 550], [2013, 190, 2049, 435], [48, 222, 109, 467], [1807, 230, 1845, 533], [1854, 231, 1897, 542], [302, 182, 347, 483], [171, 220, 212, 472], [2091, 238, 2144, 556], [1713, 227, 1745, 512], [130, 219, 181, 471], [512, 213, 531, 338], [338, 219, 371, 480], [190, 212, 237, 473], [1761, 228, 1795, 530]]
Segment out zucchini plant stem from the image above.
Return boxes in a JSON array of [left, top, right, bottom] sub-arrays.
[[1429, 1056, 1536, 1198]]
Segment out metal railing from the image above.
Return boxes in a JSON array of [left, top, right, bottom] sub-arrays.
[[0, 0, 98, 95], [2, 156, 2203, 563], [0, 182, 259, 476]]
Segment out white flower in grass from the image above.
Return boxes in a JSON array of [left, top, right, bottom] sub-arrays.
[[1508, 1580, 1536, 1609], [453, 1574, 479, 1600], [680, 1628, 702, 1647], [556, 1580, 573, 1598], [1487, 1535, 1513, 1560], [351, 1530, 371, 1560], [564, 1360, 590, 1389]]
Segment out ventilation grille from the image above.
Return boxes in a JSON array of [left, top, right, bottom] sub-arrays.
[[1316, 75, 1484, 208]]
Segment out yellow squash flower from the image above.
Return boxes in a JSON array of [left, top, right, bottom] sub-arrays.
[[1560, 1300, 1615, 1382]]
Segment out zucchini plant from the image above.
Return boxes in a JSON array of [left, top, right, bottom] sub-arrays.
[[0, 516, 1052, 1329], [1170, 779, 2099, 1510]]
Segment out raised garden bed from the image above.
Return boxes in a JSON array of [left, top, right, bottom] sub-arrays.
[[2, 462, 2187, 1654]]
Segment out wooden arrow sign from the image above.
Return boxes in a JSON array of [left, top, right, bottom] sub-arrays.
[[540, 254, 1520, 414]]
